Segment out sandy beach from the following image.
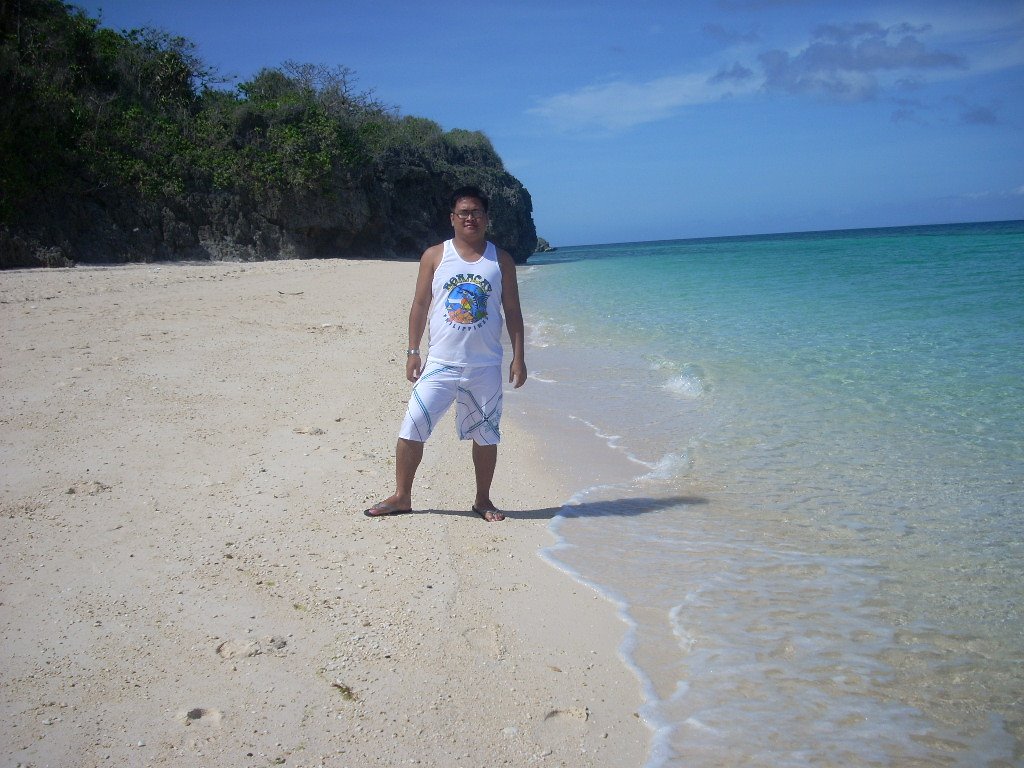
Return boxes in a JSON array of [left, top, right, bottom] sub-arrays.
[[0, 259, 648, 767]]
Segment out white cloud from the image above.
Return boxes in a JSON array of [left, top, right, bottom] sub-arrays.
[[528, 71, 757, 133], [758, 22, 965, 100], [530, 10, 1024, 134]]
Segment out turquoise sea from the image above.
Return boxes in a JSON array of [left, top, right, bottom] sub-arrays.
[[513, 221, 1024, 767]]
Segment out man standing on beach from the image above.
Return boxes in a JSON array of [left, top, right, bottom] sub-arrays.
[[364, 186, 527, 522]]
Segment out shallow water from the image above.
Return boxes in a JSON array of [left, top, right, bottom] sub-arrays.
[[514, 221, 1024, 767]]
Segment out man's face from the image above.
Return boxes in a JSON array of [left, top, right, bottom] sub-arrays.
[[450, 196, 488, 239]]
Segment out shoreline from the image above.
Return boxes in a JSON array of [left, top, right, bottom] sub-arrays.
[[509, 232, 1024, 764], [0, 259, 648, 767]]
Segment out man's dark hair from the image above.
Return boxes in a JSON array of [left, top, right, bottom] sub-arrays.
[[449, 185, 489, 213]]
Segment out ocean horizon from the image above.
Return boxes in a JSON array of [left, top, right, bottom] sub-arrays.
[[513, 219, 1024, 767], [552, 217, 1024, 251]]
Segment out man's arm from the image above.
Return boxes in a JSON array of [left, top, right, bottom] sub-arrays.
[[406, 245, 440, 381], [499, 250, 527, 388]]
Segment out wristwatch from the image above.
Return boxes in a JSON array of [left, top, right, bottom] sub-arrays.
[[406, 348, 420, 356]]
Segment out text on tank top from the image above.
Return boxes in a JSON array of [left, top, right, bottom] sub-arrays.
[[427, 239, 504, 367]]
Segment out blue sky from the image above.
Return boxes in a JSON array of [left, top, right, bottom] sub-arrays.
[[78, 0, 1024, 246]]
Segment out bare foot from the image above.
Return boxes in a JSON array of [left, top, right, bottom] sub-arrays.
[[363, 499, 413, 517], [472, 505, 505, 522]]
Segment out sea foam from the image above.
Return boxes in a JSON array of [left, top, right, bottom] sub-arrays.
[[663, 374, 704, 399]]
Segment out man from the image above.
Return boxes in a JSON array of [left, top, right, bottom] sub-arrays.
[[364, 186, 527, 522]]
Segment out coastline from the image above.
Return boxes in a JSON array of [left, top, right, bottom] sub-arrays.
[[0, 259, 648, 767], [506, 230, 1024, 764]]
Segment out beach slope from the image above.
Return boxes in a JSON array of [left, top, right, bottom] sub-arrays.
[[0, 259, 646, 767]]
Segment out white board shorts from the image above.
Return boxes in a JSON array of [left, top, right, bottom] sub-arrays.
[[399, 361, 502, 445]]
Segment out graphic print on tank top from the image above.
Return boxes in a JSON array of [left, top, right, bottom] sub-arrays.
[[428, 240, 503, 366], [442, 273, 492, 330]]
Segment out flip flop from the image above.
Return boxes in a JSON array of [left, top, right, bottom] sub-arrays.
[[363, 502, 413, 517], [472, 505, 506, 522]]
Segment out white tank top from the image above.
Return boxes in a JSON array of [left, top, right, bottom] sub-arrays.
[[427, 239, 504, 367]]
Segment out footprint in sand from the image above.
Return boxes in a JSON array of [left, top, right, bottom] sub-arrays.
[[462, 625, 502, 660], [3, 499, 44, 517], [543, 706, 590, 723], [216, 640, 260, 659], [536, 706, 591, 745], [179, 707, 222, 726], [216, 636, 287, 659], [66, 481, 111, 495]]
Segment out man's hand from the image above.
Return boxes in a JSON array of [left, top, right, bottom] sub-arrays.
[[508, 357, 527, 389], [406, 353, 422, 382]]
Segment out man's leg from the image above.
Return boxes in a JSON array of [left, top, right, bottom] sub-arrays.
[[395, 437, 423, 503], [471, 442, 505, 521], [366, 361, 458, 517], [364, 437, 422, 516]]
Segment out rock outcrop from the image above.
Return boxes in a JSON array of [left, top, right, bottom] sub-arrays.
[[535, 237, 557, 253], [1, 167, 536, 269], [0, 1, 537, 269]]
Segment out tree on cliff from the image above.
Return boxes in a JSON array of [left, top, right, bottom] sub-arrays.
[[0, 0, 536, 268]]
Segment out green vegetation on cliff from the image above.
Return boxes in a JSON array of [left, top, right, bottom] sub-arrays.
[[0, 0, 536, 267]]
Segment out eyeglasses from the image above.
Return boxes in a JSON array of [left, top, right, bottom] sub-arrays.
[[453, 209, 486, 220]]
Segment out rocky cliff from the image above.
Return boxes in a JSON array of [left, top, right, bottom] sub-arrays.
[[0, 165, 537, 268], [0, 1, 536, 269]]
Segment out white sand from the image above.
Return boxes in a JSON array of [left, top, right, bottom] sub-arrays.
[[0, 259, 648, 767]]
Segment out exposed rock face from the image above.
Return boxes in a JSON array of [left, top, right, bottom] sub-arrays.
[[0, 167, 537, 268], [535, 237, 557, 253], [0, 2, 538, 270]]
